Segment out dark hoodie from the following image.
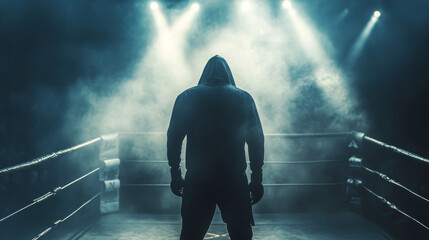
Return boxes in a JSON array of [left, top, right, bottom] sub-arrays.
[[167, 55, 264, 179]]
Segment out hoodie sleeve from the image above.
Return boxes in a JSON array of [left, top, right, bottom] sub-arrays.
[[167, 93, 187, 170], [245, 94, 264, 174]]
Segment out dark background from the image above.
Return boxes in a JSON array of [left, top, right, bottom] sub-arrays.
[[1, 0, 428, 167], [0, 0, 428, 239]]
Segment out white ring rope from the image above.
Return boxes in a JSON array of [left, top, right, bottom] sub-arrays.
[[0, 168, 100, 223], [121, 182, 345, 187], [363, 166, 429, 204], [119, 131, 353, 138], [32, 192, 101, 240], [364, 136, 429, 164], [123, 159, 345, 164], [0, 138, 101, 176], [363, 185, 429, 231]]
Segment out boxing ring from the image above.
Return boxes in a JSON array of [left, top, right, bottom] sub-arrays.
[[0, 131, 428, 239]]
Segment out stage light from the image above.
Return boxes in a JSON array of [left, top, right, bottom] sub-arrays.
[[282, 1, 354, 116], [282, 0, 292, 10], [172, 2, 201, 34], [334, 8, 349, 24], [347, 11, 381, 64], [373, 10, 381, 18], [191, 3, 200, 12], [241, 1, 251, 12], [150, 2, 159, 10]]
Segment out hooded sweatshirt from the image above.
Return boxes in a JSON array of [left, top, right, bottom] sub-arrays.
[[167, 55, 264, 179]]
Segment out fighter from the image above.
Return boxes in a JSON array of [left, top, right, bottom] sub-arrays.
[[167, 55, 264, 240]]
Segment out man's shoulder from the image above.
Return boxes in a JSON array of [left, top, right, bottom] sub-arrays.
[[179, 85, 253, 100], [178, 86, 199, 97], [234, 86, 251, 96], [229, 86, 253, 101]]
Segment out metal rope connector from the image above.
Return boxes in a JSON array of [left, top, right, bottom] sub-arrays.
[[33, 192, 54, 203], [0, 168, 100, 223]]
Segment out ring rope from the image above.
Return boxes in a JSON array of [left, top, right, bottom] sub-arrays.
[[261, 183, 345, 187], [119, 131, 352, 138], [363, 185, 429, 231], [264, 132, 352, 138], [363, 166, 429, 204], [364, 136, 429, 164], [0, 138, 101, 177], [32, 192, 101, 240], [0, 168, 100, 223], [261, 160, 344, 164], [123, 159, 345, 164], [121, 182, 345, 187]]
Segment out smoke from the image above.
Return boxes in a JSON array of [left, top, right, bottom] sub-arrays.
[[66, 0, 367, 140], [59, 0, 368, 213], [0, 0, 428, 235]]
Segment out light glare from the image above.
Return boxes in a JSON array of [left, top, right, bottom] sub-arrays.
[[191, 3, 200, 12], [373, 11, 381, 18], [150, 2, 159, 10], [241, 1, 251, 12], [347, 12, 380, 64], [282, 0, 292, 10]]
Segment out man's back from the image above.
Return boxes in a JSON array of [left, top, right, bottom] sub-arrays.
[[167, 55, 264, 240], [167, 55, 263, 179], [172, 84, 253, 177]]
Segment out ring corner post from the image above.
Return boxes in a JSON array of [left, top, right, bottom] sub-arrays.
[[99, 133, 121, 214], [349, 131, 365, 149]]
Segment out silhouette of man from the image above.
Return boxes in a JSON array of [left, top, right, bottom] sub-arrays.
[[167, 55, 264, 240]]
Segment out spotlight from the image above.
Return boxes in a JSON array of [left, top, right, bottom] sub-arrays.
[[150, 2, 159, 10], [241, 1, 251, 12], [347, 10, 381, 64], [282, 0, 292, 10], [191, 3, 200, 12], [373, 10, 381, 18]]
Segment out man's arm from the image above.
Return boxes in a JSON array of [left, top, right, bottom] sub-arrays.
[[245, 94, 264, 204], [246, 94, 264, 175], [167, 94, 187, 196]]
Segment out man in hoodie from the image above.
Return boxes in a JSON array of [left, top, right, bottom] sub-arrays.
[[167, 55, 264, 240]]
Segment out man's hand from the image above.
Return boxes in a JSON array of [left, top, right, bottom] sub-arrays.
[[249, 172, 263, 205], [170, 167, 185, 197], [249, 182, 264, 205]]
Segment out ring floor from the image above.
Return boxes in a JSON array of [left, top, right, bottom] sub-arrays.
[[58, 212, 393, 240]]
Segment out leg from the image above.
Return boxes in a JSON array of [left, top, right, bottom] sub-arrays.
[[226, 222, 253, 240], [181, 218, 215, 240], [180, 180, 216, 240], [217, 174, 254, 240]]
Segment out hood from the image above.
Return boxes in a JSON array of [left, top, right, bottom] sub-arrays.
[[198, 55, 236, 86]]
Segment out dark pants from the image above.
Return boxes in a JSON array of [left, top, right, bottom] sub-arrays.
[[180, 173, 254, 240]]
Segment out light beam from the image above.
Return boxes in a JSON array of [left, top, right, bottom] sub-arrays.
[[148, 2, 201, 82], [172, 3, 201, 37], [347, 11, 381, 64], [241, 1, 252, 12], [282, 0, 292, 10], [334, 8, 349, 25], [191, 3, 200, 12], [282, 1, 357, 116], [150, 2, 159, 10]]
